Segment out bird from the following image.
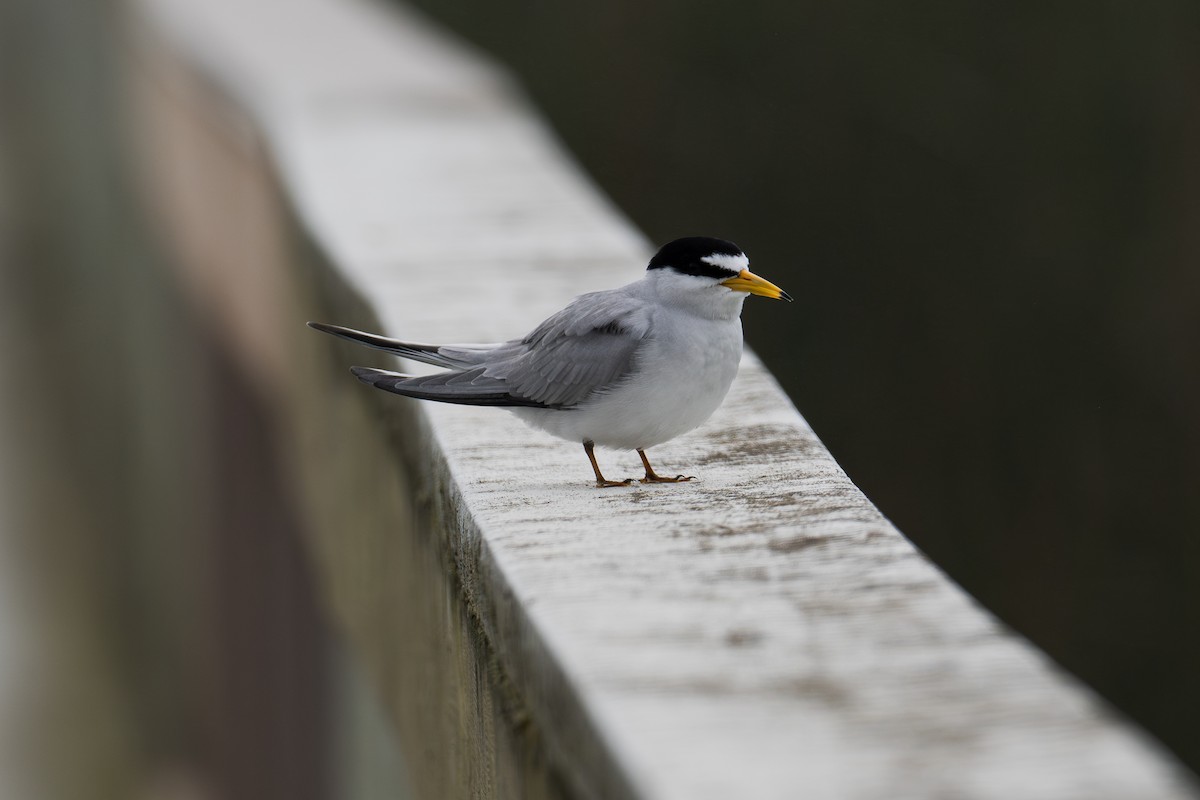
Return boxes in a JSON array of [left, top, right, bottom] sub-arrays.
[[308, 237, 791, 487]]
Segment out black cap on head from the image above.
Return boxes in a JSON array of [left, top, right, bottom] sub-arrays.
[[647, 237, 746, 279]]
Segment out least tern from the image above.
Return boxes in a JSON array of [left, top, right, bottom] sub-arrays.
[[309, 237, 791, 487]]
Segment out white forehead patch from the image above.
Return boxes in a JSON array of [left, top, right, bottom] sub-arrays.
[[701, 252, 749, 273]]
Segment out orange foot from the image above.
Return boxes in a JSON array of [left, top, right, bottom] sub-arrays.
[[595, 478, 636, 488], [640, 473, 695, 484], [636, 449, 695, 484]]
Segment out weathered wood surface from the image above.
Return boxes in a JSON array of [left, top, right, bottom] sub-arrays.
[[129, 0, 1198, 797]]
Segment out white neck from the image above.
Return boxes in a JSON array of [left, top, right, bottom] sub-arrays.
[[642, 269, 748, 321]]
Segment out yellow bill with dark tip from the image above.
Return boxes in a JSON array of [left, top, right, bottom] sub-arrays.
[[720, 269, 793, 302]]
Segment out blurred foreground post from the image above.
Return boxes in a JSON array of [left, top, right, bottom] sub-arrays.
[[119, 0, 1198, 796]]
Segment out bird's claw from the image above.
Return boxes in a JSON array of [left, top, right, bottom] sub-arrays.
[[640, 474, 696, 484], [595, 478, 636, 488]]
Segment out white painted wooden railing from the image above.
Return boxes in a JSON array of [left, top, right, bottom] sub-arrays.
[[126, 0, 1197, 796]]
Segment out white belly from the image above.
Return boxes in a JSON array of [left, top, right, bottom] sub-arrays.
[[511, 316, 743, 451]]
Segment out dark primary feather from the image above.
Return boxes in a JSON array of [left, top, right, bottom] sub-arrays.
[[306, 321, 487, 369], [350, 366, 554, 408]]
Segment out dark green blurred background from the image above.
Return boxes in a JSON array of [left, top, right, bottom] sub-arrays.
[[401, 0, 1200, 772]]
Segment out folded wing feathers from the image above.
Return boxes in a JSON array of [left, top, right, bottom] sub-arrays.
[[495, 291, 652, 406], [350, 366, 552, 408], [321, 287, 653, 409]]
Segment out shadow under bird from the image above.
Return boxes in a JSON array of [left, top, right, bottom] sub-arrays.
[[309, 237, 791, 487]]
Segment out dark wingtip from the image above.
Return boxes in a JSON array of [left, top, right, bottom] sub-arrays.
[[780, 290, 794, 303], [349, 365, 381, 384], [308, 320, 338, 334]]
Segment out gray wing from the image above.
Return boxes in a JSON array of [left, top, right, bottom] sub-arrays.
[[478, 289, 653, 407], [315, 288, 652, 408]]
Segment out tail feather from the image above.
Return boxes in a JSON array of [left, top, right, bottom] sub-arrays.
[[350, 366, 554, 408], [308, 321, 467, 368]]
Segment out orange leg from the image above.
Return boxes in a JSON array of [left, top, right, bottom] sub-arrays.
[[637, 449, 695, 484], [584, 441, 634, 488]]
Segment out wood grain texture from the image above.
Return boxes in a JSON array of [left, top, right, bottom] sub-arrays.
[[130, 0, 1198, 796]]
